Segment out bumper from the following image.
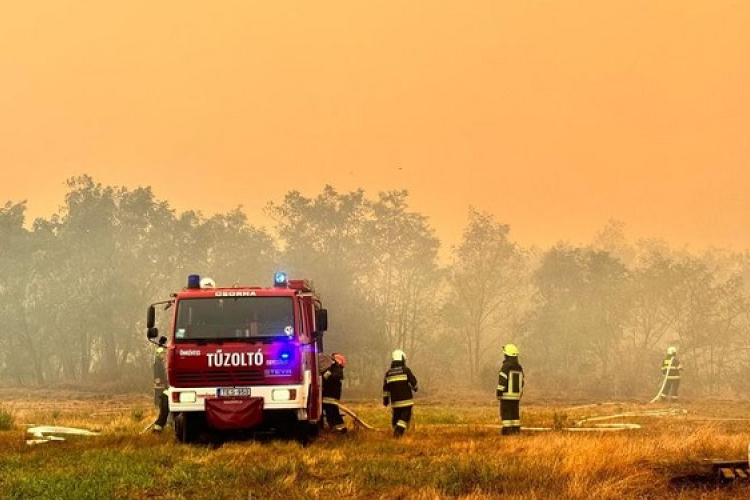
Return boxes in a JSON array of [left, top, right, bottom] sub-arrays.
[[167, 384, 306, 413]]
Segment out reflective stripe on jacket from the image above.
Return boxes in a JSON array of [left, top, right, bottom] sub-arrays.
[[383, 362, 418, 407], [497, 357, 524, 401], [153, 355, 167, 389], [661, 356, 682, 379]]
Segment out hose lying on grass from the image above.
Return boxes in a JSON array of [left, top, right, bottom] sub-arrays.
[[575, 408, 687, 426]]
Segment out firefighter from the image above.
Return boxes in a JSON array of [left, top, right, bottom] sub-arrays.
[[152, 346, 170, 432], [322, 353, 347, 434], [383, 349, 419, 438], [660, 346, 683, 402], [496, 343, 524, 435]]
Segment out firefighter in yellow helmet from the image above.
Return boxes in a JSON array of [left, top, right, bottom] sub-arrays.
[[496, 343, 524, 435], [660, 346, 683, 402], [383, 349, 419, 437], [322, 353, 347, 434]]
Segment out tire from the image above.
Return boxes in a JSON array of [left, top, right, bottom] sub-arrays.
[[175, 412, 202, 444], [308, 419, 322, 438], [296, 420, 310, 446], [174, 412, 187, 443]]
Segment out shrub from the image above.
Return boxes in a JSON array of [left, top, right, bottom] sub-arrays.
[[131, 406, 145, 422], [0, 406, 15, 431]]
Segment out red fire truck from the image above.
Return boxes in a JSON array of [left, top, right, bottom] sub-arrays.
[[146, 272, 328, 443]]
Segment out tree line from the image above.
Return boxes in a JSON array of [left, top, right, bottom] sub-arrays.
[[1, 175, 749, 400]]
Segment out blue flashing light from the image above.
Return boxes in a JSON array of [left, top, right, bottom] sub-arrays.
[[280, 351, 291, 361], [187, 274, 201, 289], [274, 271, 288, 287]]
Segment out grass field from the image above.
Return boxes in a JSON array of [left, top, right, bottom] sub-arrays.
[[1, 389, 750, 499]]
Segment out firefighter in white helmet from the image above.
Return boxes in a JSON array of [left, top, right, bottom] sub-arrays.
[[660, 346, 683, 402], [383, 349, 419, 437], [496, 343, 524, 435], [322, 353, 348, 434]]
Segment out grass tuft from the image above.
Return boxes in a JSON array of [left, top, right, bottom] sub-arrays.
[[0, 405, 15, 430], [130, 406, 145, 422], [552, 411, 569, 430]]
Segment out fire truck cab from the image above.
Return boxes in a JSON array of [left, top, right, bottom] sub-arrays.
[[146, 272, 328, 444]]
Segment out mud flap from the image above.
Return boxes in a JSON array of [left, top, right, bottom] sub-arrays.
[[205, 396, 264, 430]]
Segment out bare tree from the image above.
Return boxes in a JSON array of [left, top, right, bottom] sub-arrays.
[[444, 208, 527, 384]]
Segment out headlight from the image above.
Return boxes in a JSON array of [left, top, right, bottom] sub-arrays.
[[178, 391, 197, 403], [272, 389, 296, 401]]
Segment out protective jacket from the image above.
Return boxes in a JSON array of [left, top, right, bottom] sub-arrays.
[[383, 361, 419, 408], [496, 357, 525, 400], [322, 362, 344, 403], [153, 353, 168, 407], [153, 356, 167, 388], [661, 355, 682, 379]]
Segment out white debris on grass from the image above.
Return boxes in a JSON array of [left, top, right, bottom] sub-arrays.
[[25, 426, 100, 445]]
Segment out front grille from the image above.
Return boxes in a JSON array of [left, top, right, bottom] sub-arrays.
[[174, 370, 265, 387]]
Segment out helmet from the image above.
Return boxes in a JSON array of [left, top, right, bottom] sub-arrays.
[[503, 344, 519, 357], [391, 349, 406, 362], [332, 353, 346, 367], [666, 346, 677, 356], [156, 347, 165, 354], [200, 277, 216, 288]]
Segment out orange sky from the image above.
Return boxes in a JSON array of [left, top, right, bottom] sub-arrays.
[[1, 1, 749, 251]]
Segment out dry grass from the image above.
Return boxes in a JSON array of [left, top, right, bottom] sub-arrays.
[[1, 390, 749, 499]]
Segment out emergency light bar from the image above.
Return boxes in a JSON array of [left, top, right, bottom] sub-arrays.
[[274, 271, 288, 287], [187, 274, 201, 289]]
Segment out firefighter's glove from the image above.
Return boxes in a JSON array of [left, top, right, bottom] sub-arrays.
[[383, 398, 389, 407]]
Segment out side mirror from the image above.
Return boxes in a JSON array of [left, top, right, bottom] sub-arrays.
[[147, 305, 156, 329], [315, 309, 328, 333], [147, 327, 159, 340]]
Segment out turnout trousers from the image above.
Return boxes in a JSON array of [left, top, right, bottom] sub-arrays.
[[662, 379, 681, 401], [323, 401, 346, 432], [500, 399, 521, 435], [391, 406, 413, 437], [154, 392, 170, 431]]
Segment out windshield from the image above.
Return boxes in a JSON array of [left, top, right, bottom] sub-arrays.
[[174, 296, 294, 340]]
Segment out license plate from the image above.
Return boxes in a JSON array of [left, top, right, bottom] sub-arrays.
[[217, 387, 251, 397]]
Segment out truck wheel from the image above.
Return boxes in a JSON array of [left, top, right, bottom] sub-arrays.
[[175, 412, 201, 444], [174, 413, 186, 443], [296, 420, 310, 447], [308, 419, 323, 438]]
